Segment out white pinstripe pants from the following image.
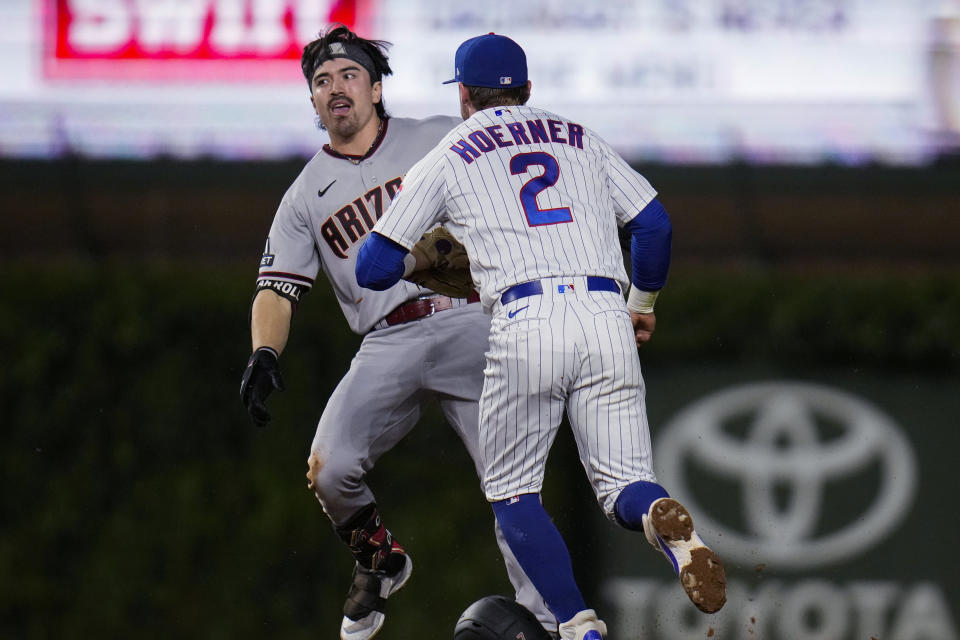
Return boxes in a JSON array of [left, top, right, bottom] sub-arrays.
[[479, 276, 659, 517]]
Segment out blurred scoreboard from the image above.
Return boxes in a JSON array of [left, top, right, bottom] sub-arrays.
[[1, 0, 957, 163]]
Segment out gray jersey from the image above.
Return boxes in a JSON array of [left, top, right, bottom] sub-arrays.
[[258, 113, 554, 631], [257, 115, 461, 334]]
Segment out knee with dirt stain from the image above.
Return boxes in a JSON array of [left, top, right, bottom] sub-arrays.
[[306, 452, 324, 494]]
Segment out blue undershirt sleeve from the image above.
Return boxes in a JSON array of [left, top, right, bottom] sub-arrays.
[[355, 232, 409, 291], [623, 197, 672, 291]]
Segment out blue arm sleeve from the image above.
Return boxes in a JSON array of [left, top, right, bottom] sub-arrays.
[[355, 232, 409, 291], [623, 197, 672, 291]]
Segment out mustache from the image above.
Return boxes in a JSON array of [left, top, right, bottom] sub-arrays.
[[328, 97, 354, 109]]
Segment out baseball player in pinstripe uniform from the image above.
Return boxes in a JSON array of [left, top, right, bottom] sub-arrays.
[[239, 26, 553, 640], [356, 34, 727, 639]]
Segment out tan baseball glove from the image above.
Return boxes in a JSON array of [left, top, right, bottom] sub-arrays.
[[404, 227, 476, 298]]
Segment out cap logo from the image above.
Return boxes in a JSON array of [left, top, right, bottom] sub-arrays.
[[499, 76, 512, 85], [328, 42, 346, 55]]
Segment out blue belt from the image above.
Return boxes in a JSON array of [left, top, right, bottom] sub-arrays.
[[500, 276, 620, 305]]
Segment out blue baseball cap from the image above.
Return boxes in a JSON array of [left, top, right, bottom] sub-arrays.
[[442, 33, 527, 88]]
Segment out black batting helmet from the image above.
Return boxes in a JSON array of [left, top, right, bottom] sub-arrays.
[[454, 595, 552, 640]]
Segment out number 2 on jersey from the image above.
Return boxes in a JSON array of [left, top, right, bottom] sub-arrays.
[[509, 152, 573, 226]]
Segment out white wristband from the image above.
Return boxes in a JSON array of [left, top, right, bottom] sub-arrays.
[[627, 286, 659, 314], [402, 253, 417, 278]]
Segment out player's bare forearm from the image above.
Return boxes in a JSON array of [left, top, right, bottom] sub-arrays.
[[631, 311, 656, 347], [251, 289, 293, 354]]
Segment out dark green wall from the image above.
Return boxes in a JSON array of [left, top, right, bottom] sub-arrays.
[[2, 264, 957, 638], [3, 158, 959, 266], [2, 157, 958, 638]]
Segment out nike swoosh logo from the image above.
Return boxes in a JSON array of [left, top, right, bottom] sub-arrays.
[[317, 180, 336, 197], [507, 305, 529, 319]]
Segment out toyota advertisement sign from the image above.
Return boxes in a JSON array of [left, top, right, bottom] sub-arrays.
[[601, 378, 957, 640]]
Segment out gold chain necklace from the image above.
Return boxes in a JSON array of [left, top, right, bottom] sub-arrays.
[[349, 118, 384, 165]]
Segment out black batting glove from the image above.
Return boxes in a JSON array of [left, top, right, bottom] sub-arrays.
[[240, 346, 286, 427]]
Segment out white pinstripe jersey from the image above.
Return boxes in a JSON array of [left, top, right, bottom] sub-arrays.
[[256, 116, 460, 334], [372, 105, 658, 310]]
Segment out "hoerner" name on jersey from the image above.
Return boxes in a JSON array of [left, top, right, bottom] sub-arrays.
[[448, 118, 585, 164]]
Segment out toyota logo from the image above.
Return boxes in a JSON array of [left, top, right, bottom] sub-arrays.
[[655, 381, 917, 570]]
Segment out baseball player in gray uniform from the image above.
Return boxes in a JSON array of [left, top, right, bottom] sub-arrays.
[[238, 26, 553, 640], [356, 34, 727, 640]]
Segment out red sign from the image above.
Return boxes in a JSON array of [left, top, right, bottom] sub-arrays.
[[44, 0, 366, 81]]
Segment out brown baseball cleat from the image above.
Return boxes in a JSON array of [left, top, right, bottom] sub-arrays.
[[643, 497, 727, 614]]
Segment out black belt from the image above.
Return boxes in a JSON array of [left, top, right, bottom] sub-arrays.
[[500, 276, 620, 305]]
